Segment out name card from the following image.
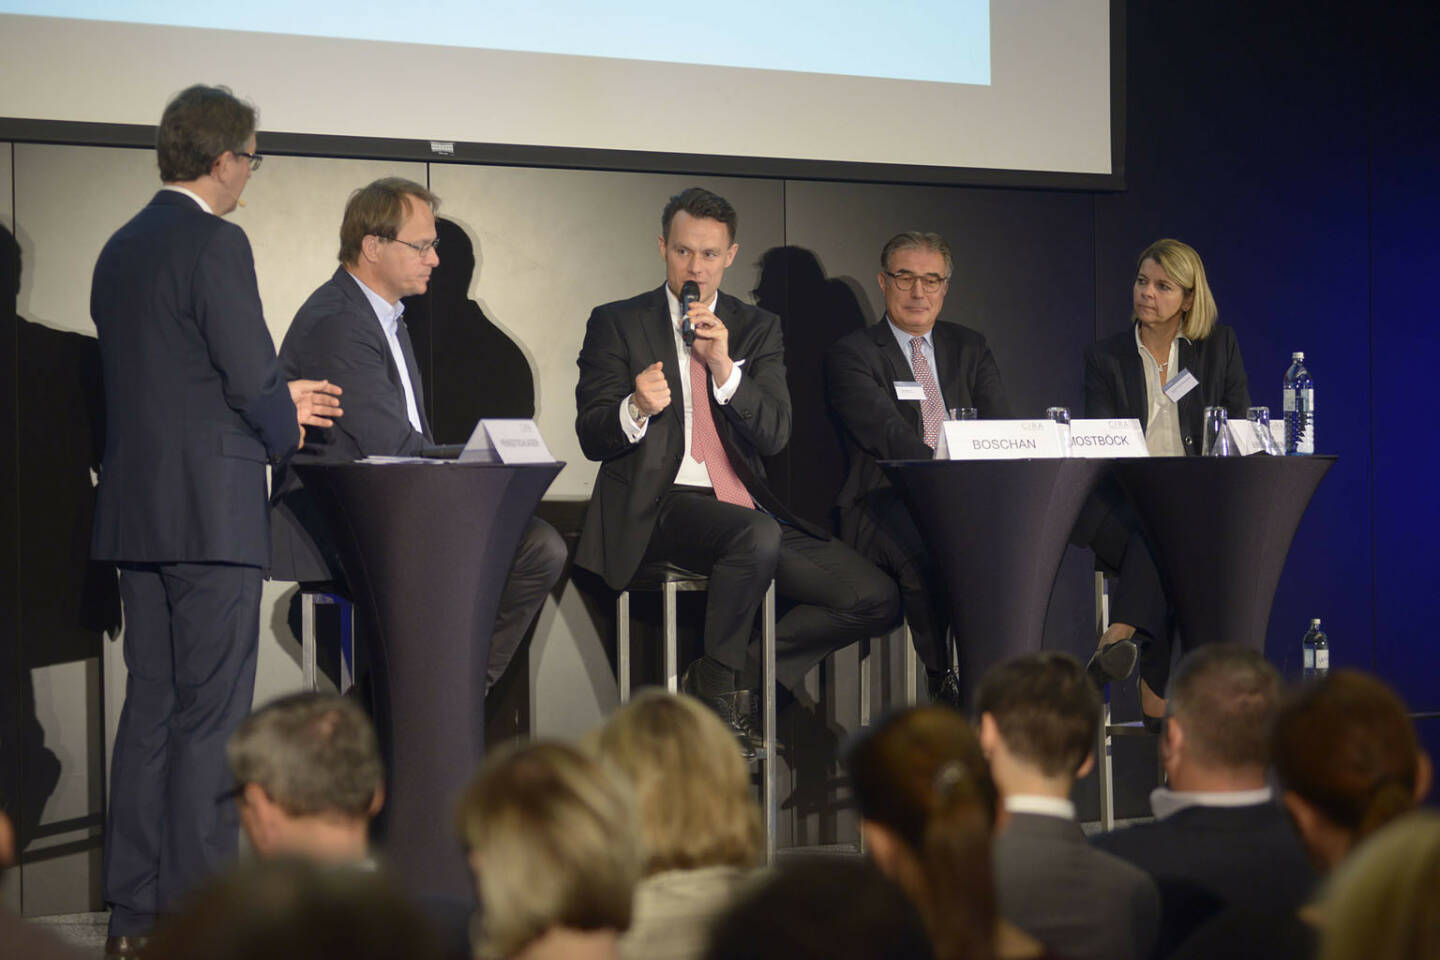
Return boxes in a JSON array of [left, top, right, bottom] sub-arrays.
[[1068, 419, 1150, 458], [942, 419, 1064, 460], [459, 419, 556, 464]]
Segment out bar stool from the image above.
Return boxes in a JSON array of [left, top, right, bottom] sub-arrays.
[[858, 624, 919, 728], [616, 561, 778, 861], [1093, 570, 1159, 831], [298, 582, 354, 693]]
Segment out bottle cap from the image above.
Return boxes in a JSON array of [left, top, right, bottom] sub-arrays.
[[1292, 351, 1305, 360]]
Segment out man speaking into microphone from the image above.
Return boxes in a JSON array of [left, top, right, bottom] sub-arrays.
[[90, 84, 341, 957], [574, 187, 897, 749]]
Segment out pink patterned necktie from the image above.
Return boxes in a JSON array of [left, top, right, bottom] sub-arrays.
[[911, 336, 945, 449], [689, 353, 753, 507]]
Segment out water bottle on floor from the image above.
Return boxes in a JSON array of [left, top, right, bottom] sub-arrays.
[[1301, 618, 1329, 680], [1283, 353, 1314, 455]]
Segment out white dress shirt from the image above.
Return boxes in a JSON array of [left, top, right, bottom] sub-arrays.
[[1135, 325, 1186, 456], [1149, 785, 1274, 821], [887, 316, 947, 407], [620, 287, 743, 490], [1004, 794, 1078, 821], [347, 271, 423, 435]]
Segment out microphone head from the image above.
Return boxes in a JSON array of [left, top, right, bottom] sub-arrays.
[[680, 280, 700, 306]]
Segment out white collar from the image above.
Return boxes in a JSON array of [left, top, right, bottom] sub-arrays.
[[160, 184, 214, 215], [1150, 785, 1274, 820], [1004, 795, 1076, 821], [346, 270, 405, 334]]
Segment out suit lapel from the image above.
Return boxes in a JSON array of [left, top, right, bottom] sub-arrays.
[[875, 320, 923, 434], [1118, 335, 1149, 426], [641, 286, 685, 428], [335, 267, 420, 432], [1175, 337, 1202, 447]]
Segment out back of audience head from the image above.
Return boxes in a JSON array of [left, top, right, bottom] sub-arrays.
[[1164, 644, 1281, 786], [847, 706, 997, 960], [704, 857, 934, 960], [591, 690, 761, 874], [459, 740, 640, 960], [145, 857, 442, 960], [976, 652, 1100, 795], [1318, 811, 1440, 960], [1272, 669, 1432, 871], [227, 691, 383, 861]]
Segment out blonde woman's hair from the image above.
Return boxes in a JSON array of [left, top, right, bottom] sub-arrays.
[[458, 741, 640, 960], [1319, 811, 1440, 960], [593, 691, 762, 874], [1134, 238, 1218, 340]]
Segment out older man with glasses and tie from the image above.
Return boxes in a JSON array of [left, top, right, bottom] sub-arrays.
[[825, 231, 1012, 707]]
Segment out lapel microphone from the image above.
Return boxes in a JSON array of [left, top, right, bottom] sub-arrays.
[[680, 280, 699, 347]]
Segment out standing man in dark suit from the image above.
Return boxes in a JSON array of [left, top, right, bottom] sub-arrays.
[[977, 652, 1159, 960], [272, 178, 566, 693], [90, 84, 342, 957], [575, 187, 897, 745], [825, 232, 1010, 705]]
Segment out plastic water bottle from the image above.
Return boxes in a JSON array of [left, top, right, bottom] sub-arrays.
[[1302, 618, 1329, 680], [1283, 352, 1314, 455]]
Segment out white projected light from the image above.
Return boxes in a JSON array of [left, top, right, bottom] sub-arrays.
[[0, 1, 1112, 179]]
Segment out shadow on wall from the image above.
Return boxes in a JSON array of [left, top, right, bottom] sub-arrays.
[[402, 218, 537, 444], [0, 223, 120, 864], [753, 246, 870, 529]]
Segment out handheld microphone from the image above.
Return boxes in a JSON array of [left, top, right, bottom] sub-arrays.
[[680, 280, 699, 347]]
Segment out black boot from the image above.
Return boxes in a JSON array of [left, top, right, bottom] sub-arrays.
[[681, 656, 761, 760]]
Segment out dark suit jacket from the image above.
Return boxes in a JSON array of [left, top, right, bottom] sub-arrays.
[[574, 286, 823, 591], [994, 812, 1159, 960], [826, 318, 1010, 512], [90, 190, 298, 567], [1091, 801, 1317, 956], [1083, 322, 1250, 456], [269, 267, 433, 583]]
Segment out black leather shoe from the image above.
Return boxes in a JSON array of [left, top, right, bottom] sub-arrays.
[[1086, 638, 1139, 687], [926, 668, 963, 710], [681, 661, 761, 760], [105, 935, 149, 959]]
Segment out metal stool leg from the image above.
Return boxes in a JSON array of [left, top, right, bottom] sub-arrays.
[[1094, 570, 1116, 831], [859, 638, 873, 728], [762, 580, 777, 863], [617, 590, 631, 703], [663, 581, 679, 694], [301, 590, 318, 691], [903, 624, 918, 706]]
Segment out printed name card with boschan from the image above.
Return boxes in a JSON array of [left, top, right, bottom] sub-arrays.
[[942, 419, 1064, 460], [1067, 419, 1150, 458]]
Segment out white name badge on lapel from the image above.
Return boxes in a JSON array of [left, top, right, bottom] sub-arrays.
[[894, 381, 925, 401], [1163, 369, 1199, 403], [1068, 419, 1150, 457], [459, 419, 556, 464], [942, 419, 1064, 460]]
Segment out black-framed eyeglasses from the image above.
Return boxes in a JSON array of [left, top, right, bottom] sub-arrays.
[[234, 151, 263, 171], [884, 271, 948, 293], [382, 237, 440, 256]]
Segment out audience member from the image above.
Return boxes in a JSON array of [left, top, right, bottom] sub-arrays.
[[459, 741, 641, 960], [976, 652, 1159, 960], [1092, 644, 1315, 955], [847, 705, 1054, 960], [591, 691, 762, 960], [1174, 669, 1434, 960], [704, 857, 934, 960], [1318, 811, 1440, 960], [227, 692, 382, 863], [144, 857, 442, 960], [0, 809, 88, 960], [227, 692, 471, 960]]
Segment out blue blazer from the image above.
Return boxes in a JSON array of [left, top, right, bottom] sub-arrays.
[[90, 190, 297, 567]]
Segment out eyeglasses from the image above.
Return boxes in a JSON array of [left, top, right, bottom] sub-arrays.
[[884, 271, 948, 293], [382, 237, 441, 256], [233, 151, 263, 171]]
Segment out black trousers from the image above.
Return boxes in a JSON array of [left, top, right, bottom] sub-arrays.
[[839, 489, 953, 673], [105, 562, 261, 936], [1073, 476, 1175, 694], [642, 488, 899, 690], [485, 516, 568, 690]]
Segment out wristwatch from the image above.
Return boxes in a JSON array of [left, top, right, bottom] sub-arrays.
[[627, 395, 649, 426]]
